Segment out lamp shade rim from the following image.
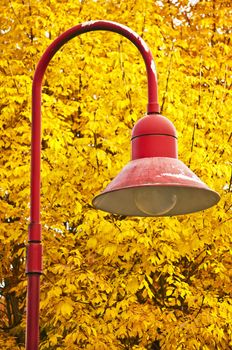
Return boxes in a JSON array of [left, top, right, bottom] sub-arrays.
[[92, 185, 220, 217]]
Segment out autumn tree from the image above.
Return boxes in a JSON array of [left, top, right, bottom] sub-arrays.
[[0, 0, 231, 349]]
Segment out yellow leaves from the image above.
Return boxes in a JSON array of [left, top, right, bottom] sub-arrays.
[[57, 299, 74, 317], [137, 235, 152, 248], [127, 276, 140, 293], [64, 332, 78, 345], [103, 244, 117, 257], [49, 334, 62, 346], [86, 236, 98, 249], [52, 286, 63, 298], [96, 149, 107, 162], [141, 279, 154, 300], [211, 262, 226, 275], [166, 288, 173, 297]]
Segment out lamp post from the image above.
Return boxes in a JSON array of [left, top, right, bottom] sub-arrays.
[[26, 20, 220, 350]]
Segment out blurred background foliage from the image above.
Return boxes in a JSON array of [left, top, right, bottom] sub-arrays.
[[0, 0, 231, 349]]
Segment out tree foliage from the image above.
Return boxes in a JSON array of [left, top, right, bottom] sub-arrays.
[[0, 0, 231, 349]]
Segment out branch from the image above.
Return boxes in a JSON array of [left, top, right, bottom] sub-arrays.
[[160, 44, 174, 113], [194, 295, 205, 319]]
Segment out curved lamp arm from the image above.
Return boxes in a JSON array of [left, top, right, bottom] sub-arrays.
[[31, 20, 159, 224], [27, 20, 160, 350]]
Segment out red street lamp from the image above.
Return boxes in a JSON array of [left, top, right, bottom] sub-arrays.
[[93, 113, 220, 216], [26, 20, 220, 350]]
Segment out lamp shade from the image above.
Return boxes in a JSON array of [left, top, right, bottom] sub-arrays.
[[92, 157, 220, 216], [92, 114, 220, 216]]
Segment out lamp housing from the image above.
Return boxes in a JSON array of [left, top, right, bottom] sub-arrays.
[[92, 114, 220, 216]]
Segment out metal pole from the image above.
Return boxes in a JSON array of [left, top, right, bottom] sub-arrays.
[[26, 20, 159, 350]]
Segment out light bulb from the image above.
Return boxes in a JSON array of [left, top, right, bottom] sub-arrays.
[[134, 187, 177, 216]]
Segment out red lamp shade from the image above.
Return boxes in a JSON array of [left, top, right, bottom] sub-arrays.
[[92, 114, 220, 216]]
